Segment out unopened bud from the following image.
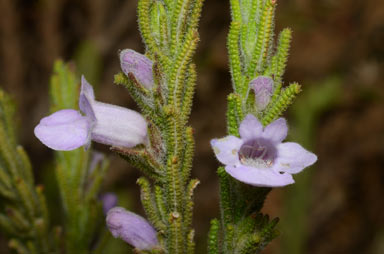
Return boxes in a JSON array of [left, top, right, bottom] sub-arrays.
[[120, 49, 154, 89], [106, 207, 158, 250], [250, 76, 274, 111]]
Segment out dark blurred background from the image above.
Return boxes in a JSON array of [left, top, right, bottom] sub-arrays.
[[0, 0, 384, 253]]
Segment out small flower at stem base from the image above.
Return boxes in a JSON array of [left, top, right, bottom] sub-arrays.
[[106, 207, 159, 251], [211, 114, 317, 187], [34, 76, 147, 151]]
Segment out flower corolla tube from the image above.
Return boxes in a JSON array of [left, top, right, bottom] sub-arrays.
[[34, 76, 147, 151], [211, 114, 317, 187]]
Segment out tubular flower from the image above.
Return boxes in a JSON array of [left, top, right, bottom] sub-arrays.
[[106, 207, 159, 251], [120, 49, 154, 89], [250, 76, 273, 111], [211, 114, 317, 187], [34, 76, 147, 151]]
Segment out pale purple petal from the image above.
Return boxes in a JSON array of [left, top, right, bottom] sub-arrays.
[[79, 76, 96, 120], [225, 165, 294, 187], [274, 142, 317, 174], [91, 101, 147, 148], [34, 109, 89, 151], [210, 136, 243, 166], [239, 114, 263, 140], [81, 75, 95, 100], [101, 193, 118, 214], [120, 49, 154, 89], [262, 118, 288, 143], [106, 207, 158, 250], [250, 76, 273, 111]]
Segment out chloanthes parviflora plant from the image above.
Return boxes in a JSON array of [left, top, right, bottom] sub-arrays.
[[207, 0, 316, 253], [0, 0, 317, 254]]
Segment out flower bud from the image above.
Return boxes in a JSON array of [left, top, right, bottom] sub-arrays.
[[250, 76, 274, 111], [120, 49, 154, 89], [106, 207, 158, 250]]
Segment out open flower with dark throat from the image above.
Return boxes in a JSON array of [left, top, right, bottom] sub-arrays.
[[34, 76, 147, 151], [211, 114, 317, 187]]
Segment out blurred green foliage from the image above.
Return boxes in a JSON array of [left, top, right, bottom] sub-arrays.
[[279, 77, 342, 254]]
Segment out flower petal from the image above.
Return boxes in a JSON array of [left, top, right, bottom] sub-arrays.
[[210, 136, 243, 166], [91, 102, 147, 148], [79, 76, 96, 120], [106, 207, 158, 250], [80, 75, 95, 100], [274, 142, 317, 174], [34, 109, 89, 151], [120, 49, 154, 89], [262, 118, 288, 143], [225, 165, 295, 187], [239, 114, 263, 140]]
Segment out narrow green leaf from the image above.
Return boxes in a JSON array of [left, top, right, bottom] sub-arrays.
[[207, 219, 219, 254]]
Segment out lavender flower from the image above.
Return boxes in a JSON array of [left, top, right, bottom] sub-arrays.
[[34, 76, 147, 151], [120, 49, 154, 89], [250, 76, 274, 111], [211, 114, 317, 187], [106, 207, 158, 250]]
